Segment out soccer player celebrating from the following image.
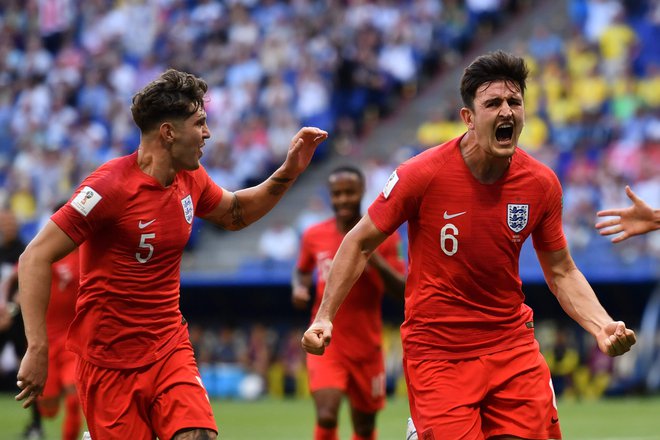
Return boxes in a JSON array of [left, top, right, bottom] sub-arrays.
[[596, 185, 659, 242], [292, 166, 405, 440], [302, 51, 636, 440], [16, 69, 328, 440]]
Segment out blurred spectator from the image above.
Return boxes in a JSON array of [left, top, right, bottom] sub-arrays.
[[294, 194, 332, 236], [544, 327, 581, 398], [275, 328, 307, 398], [573, 338, 615, 399], [258, 219, 299, 264]]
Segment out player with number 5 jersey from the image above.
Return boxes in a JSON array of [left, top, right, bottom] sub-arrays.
[[16, 69, 328, 440]]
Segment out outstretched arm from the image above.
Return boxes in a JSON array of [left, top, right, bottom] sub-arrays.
[[203, 127, 328, 230], [16, 221, 77, 408], [536, 247, 636, 357], [596, 186, 659, 243], [301, 214, 388, 355]]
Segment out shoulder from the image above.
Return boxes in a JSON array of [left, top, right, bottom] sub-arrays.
[[400, 137, 458, 177], [182, 165, 212, 186], [70, 155, 138, 216], [82, 153, 138, 195], [514, 148, 561, 189], [390, 138, 459, 197]]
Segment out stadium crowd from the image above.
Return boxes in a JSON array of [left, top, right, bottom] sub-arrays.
[[253, 0, 659, 279], [0, 0, 526, 245]]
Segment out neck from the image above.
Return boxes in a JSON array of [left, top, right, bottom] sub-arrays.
[[459, 132, 512, 184], [137, 139, 176, 187], [336, 216, 361, 233]]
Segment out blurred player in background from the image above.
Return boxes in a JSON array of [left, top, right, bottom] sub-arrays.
[[303, 51, 636, 440], [16, 69, 328, 440], [293, 165, 405, 440], [596, 185, 659, 242], [0, 210, 44, 439], [36, 203, 82, 440]]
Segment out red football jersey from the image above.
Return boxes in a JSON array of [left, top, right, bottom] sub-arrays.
[[46, 249, 79, 344], [297, 218, 405, 360], [368, 136, 567, 360], [51, 151, 224, 368]]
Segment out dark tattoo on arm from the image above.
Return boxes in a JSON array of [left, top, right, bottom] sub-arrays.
[[230, 193, 247, 228], [268, 176, 292, 196]]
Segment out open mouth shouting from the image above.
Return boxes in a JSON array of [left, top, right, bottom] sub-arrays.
[[495, 123, 514, 144]]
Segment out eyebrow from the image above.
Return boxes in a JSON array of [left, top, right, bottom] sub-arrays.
[[483, 96, 522, 106]]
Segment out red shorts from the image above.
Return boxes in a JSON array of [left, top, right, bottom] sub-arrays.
[[404, 341, 562, 440], [41, 337, 77, 400], [306, 348, 386, 414], [75, 340, 217, 440]]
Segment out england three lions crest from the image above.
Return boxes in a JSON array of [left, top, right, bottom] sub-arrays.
[[507, 204, 528, 233], [181, 195, 194, 224]]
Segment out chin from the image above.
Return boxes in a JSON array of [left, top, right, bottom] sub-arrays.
[[186, 162, 201, 171]]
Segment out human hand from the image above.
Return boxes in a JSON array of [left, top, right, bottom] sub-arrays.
[[15, 346, 48, 408], [292, 285, 311, 310], [281, 127, 328, 178], [596, 186, 656, 243], [301, 319, 333, 355], [596, 321, 636, 357]]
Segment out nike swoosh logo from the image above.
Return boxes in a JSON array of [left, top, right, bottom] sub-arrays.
[[138, 219, 156, 229], [443, 211, 466, 219], [551, 417, 559, 424]]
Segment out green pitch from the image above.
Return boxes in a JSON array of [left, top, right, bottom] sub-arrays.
[[0, 394, 659, 439]]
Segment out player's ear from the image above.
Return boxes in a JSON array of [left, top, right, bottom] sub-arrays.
[[160, 121, 176, 146], [460, 107, 474, 130]]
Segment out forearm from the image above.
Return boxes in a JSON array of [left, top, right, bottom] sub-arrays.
[[292, 270, 313, 290], [229, 168, 297, 229], [17, 250, 53, 350], [550, 267, 613, 338]]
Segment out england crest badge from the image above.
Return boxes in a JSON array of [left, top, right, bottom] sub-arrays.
[[181, 195, 194, 224], [507, 204, 528, 233]]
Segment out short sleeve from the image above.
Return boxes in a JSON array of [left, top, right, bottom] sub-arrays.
[[531, 170, 567, 252]]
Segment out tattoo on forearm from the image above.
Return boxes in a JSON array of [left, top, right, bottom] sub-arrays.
[[268, 176, 292, 196], [230, 193, 247, 228]]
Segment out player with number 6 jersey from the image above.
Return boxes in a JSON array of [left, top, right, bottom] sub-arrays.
[[369, 135, 564, 360], [302, 51, 636, 440]]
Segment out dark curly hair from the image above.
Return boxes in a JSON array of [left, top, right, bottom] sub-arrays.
[[131, 69, 208, 132], [328, 165, 365, 185], [460, 51, 529, 110]]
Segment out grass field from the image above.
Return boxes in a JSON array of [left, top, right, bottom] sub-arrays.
[[1, 394, 659, 439]]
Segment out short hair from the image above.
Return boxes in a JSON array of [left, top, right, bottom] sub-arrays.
[[328, 165, 365, 184], [131, 69, 208, 132], [460, 51, 529, 110]]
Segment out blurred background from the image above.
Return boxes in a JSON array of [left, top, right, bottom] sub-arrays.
[[0, 0, 658, 431]]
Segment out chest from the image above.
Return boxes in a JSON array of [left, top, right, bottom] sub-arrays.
[[111, 182, 197, 261], [415, 173, 547, 253]]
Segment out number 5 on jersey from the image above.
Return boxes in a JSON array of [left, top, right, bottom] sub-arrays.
[[136, 233, 155, 263]]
